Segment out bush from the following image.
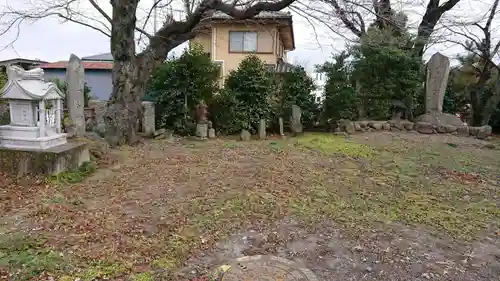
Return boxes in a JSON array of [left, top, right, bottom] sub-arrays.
[[352, 28, 422, 120], [271, 66, 318, 130], [212, 55, 271, 134], [319, 52, 358, 124], [50, 78, 92, 107], [145, 45, 220, 135]]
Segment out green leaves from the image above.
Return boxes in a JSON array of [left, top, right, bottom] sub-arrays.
[[212, 55, 271, 134], [145, 44, 220, 135]]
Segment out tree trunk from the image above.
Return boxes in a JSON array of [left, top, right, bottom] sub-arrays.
[[105, 60, 145, 146], [479, 89, 500, 126]]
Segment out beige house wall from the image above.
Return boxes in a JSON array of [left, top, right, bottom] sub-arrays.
[[191, 22, 289, 80], [190, 32, 211, 53]]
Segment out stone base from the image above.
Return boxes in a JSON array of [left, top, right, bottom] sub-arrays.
[[414, 112, 464, 127], [0, 125, 67, 150], [196, 123, 208, 139], [0, 141, 90, 178]]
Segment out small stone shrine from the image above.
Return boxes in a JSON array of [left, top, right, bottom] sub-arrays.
[[0, 65, 89, 177], [0, 65, 67, 149]]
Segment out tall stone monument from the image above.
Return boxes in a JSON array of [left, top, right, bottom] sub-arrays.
[[290, 105, 303, 136], [66, 54, 86, 137], [425, 52, 449, 113], [414, 52, 463, 127]]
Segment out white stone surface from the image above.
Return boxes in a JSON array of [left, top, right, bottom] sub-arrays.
[[0, 65, 67, 150]]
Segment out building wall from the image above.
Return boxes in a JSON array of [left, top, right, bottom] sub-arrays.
[[43, 69, 113, 100], [192, 23, 286, 79]]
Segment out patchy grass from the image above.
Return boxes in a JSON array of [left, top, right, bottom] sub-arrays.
[[1, 133, 499, 280], [296, 133, 375, 158], [0, 232, 70, 280], [47, 161, 96, 184]]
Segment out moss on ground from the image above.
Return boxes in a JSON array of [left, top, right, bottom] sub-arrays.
[[296, 133, 375, 158], [1, 134, 499, 280]]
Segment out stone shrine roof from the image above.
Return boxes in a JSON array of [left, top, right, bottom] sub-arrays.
[[0, 65, 64, 100]]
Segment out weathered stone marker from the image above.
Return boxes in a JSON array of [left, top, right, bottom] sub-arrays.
[[195, 101, 208, 140], [425, 52, 450, 114], [66, 54, 86, 137], [141, 101, 155, 136], [414, 52, 463, 127], [259, 119, 266, 140], [278, 117, 284, 136], [290, 105, 303, 135]]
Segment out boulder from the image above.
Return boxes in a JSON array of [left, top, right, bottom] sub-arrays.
[[345, 121, 356, 134], [444, 125, 457, 133], [354, 122, 362, 131], [358, 121, 369, 128], [382, 123, 391, 130], [390, 120, 405, 130], [476, 125, 492, 140], [436, 124, 446, 133], [83, 132, 110, 159], [371, 122, 383, 130], [403, 122, 414, 130], [240, 129, 251, 141], [338, 119, 356, 134], [469, 126, 480, 137], [457, 126, 469, 137], [414, 112, 464, 127], [415, 122, 435, 134]]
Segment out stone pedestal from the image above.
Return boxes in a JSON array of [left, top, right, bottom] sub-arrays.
[[0, 141, 90, 178], [196, 123, 208, 139]]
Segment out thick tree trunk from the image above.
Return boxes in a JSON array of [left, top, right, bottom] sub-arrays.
[[105, 60, 145, 146]]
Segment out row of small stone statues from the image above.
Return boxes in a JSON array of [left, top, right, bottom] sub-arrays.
[[194, 103, 303, 140]]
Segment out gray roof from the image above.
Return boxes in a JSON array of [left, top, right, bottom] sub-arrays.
[[205, 10, 291, 20], [82, 53, 113, 61]]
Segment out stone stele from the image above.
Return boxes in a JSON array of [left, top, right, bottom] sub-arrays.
[[414, 52, 463, 127], [66, 54, 86, 137]]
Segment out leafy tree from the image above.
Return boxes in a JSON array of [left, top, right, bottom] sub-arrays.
[[447, 0, 500, 126], [318, 52, 358, 123], [351, 21, 422, 120], [146, 45, 220, 135], [212, 55, 271, 134], [271, 66, 318, 129], [50, 78, 92, 108], [0, 70, 6, 89]]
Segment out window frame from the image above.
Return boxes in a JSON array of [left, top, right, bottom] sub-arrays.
[[228, 31, 257, 53], [228, 31, 274, 54]]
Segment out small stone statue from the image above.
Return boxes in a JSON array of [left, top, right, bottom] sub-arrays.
[[196, 100, 208, 124]]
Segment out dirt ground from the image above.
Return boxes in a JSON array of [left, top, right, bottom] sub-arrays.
[[1, 132, 499, 281]]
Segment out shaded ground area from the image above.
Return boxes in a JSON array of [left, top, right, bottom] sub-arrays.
[[1, 132, 499, 281]]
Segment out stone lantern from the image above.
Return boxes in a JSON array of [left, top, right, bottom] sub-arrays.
[[0, 65, 67, 149]]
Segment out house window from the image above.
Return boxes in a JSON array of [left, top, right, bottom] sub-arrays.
[[229, 31, 257, 52]]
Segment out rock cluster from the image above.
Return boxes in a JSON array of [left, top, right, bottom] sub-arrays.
[[338, 119, 492, 140]]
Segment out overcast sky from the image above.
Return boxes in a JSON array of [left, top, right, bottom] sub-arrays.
[[0, 0, 495, 72]]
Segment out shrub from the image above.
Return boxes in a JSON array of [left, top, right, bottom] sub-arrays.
[[212, 55, 271, 134], [145, 44, 220, 135], [319, 52, 358, 124], [50, 78, 92, 107], [271, 66, 318, 130]]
